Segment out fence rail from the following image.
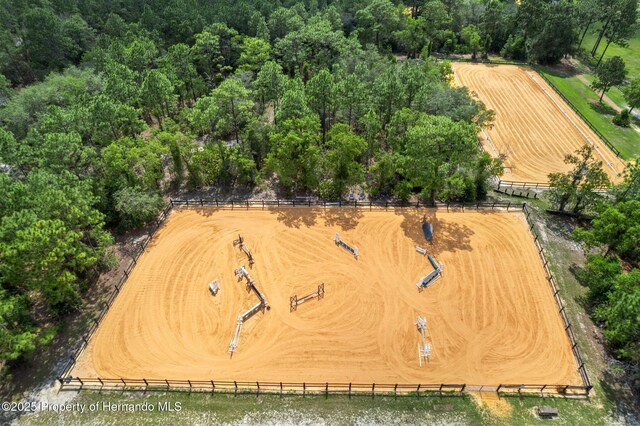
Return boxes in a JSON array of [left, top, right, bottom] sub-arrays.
[[57, 199, 591, 397], [57, 377, 590, 397], [58, 201, 174, 380], [498, 180, 551, 189], [522, 205, 592, 393], [535, 69, 622, 159], [170, 198, 527, 212]]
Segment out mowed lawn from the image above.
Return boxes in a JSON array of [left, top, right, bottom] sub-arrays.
[[537, 67, 640, 160], [582, 29, 640, 77]]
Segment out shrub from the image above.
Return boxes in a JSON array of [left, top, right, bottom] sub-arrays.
[[612, 109, 631, 127]]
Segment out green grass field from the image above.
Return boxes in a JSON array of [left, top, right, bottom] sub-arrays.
[[582, 29, 640, 78], [15, 389, 617, 426], [537, 67, 640, 160]]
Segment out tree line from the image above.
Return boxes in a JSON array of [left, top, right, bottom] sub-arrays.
[[547, 150, 640, 379]]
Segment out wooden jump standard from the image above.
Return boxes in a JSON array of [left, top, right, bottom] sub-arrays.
[[335, 233, 359, 259], [229, 266, 270, 353], [290, 283, 325, 312], [233, 234, 255, 266], [416, 316, 431, 367], [415, 247, 444, 290]]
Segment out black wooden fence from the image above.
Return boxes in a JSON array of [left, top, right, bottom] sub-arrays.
[[169, 198, 526, 211], [535, 69, 622, 159], [57, 199, 591, 397], [522, 205, 592, 393], [58, 202, 173, 380]]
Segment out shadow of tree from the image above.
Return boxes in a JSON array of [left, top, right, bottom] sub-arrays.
[[322, 207, 364, 231], [590, 101, 617, 116], [396, 209, 474, 254], [267, 207, 320, 229]]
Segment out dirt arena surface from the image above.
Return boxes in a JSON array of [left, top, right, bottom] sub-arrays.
[[452, 63, 624, 184], [73, 208, 581, 386]]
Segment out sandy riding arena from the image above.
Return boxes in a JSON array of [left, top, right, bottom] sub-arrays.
[[73, 207, 581, 387], [453, 63, 624, 184]]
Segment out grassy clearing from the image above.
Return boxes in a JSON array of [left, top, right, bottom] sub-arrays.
[[537, 67, 640, 160], [17, 389, 613, 426], [582, 29, 640, 78]]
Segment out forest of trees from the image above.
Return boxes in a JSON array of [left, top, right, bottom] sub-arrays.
[[0, 0, 638, 384]]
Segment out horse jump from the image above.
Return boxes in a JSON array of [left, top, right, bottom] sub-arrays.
[[290, 283, 325, 312], [233, 234, 255, 266], [208, 279, 220, 295], [335, 233, 359, 258], [229, 266, 270, 354], [416, 251, 444, 290], [416, 316, 431, 367]]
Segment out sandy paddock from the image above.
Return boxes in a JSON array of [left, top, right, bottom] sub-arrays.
[[452, 63, 624, 184], [73, 207, 581, 386]]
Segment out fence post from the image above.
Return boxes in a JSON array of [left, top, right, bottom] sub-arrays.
[[541, 384, 547, 393], [394, 384, 398, 399], [121, 378, 126, 388], [165, 379, 170, 389], [303, 382, 306, 397], [211, 380, 215, 394], [234, 381, 238, 396], [143, 378, 148, 390], [417, 384, 421, 397], [280, 382, 283, 397], [372, 383, 375, 399], [256, 381, 260, 397], [325, 382, 328, 398], [349, 382, 352, 399], [497, 384, 502, 393]]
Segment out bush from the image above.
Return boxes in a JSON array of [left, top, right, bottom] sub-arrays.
[[575, 255, 622, 306], [113, 187, 165, 230], [612, 109, 631, 127]]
